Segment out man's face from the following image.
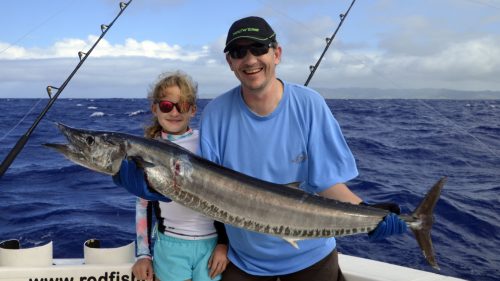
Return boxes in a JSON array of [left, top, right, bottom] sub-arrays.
[[226, 39, 281, 94]]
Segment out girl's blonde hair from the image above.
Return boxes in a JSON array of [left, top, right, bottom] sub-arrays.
[[145, 70, 198, 138]]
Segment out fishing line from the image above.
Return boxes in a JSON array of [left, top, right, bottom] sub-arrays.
[[326, 48, 499, 162], [0, 1, 133, 179], [0, 99, 43, 143], [255, 0, 356, 85], [255, 0, 327, 40], [463, 0, 500, 9], [0, 0, 77, 55], [304, 0, 356, 86], [316, 47, 500, 160], [327, 49, 500, 160], [415, 99, 499, 159], [292, 1, 498, 162], [259, 0, 497, 161]]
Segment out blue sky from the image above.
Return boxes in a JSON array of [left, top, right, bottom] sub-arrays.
[[1, 0, 499, 98]]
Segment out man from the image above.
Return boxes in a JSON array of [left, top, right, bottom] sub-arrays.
[[198, 16, 406, 281]]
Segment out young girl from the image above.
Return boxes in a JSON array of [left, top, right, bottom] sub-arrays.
[[131, 71, 228, 281]]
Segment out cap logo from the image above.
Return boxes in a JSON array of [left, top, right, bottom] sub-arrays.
[[233, 27, 259, 36]]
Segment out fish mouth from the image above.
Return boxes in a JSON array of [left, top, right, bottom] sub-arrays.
[[44, 123, 79, 153], [55, 123, 91, 144], [43, 123, 87, 157], [43, 140, 99, 173], [43, 123, 121, 175], [43, 142, 73, 154]]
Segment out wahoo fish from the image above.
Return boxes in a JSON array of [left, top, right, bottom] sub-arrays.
[[44, 123, 445, 269]]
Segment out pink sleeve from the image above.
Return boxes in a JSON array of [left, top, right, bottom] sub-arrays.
[[136, 197, 151, 257]]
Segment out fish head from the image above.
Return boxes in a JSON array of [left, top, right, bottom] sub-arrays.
[[44, 123, 127, 175]]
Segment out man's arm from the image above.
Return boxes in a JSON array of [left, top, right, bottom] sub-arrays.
[[319, 183, 407, 241], [318, 183, 362, 204]]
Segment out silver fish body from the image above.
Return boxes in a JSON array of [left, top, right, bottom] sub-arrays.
[[45, 123, 445, 269]]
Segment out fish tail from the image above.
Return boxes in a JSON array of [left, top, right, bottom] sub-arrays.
[[409, 176, 447, 270]]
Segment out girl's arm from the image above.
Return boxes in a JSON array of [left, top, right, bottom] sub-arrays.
[[208, 221, 229, 278], [136, 197, 152, 258]]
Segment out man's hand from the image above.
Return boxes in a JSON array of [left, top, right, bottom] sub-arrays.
[[360, 201, 401, 215], [368, 213, 407, 241]]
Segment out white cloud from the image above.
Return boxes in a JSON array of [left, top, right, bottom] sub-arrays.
[[1, 30, 500, 98], [286, 34, 500, 91], [0, 36, 208, 61], [425, 37, 500, 74]]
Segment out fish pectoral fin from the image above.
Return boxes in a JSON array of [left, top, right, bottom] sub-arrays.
[[284, 182, 302, 189], [283, 237, 301, 249], [128, 156, 155, 169]]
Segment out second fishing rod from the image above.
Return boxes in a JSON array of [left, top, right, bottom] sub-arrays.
[[305, 0, 356, 87]]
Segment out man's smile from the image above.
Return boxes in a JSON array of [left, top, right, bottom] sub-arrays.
[[243, 67, 263, 75]]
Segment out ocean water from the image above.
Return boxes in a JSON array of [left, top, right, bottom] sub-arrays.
[[0, 98, 499, 281]]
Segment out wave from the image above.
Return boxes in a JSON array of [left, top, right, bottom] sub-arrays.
[[128, 109, 147, 116], [90, 111, 105, 117], [1, 99, 498, 280]]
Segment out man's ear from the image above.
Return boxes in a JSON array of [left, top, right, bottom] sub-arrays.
[[226, 53, 235, 71], [274, 45, 282, 65]]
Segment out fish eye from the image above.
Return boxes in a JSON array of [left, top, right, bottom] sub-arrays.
[[85, 136, 95, 145]]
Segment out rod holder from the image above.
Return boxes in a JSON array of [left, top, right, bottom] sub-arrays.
[[46, 86, 59, 98], [304, 0, 356, 87], [78, 51, 87, 61], [101, 24, 109, 33]]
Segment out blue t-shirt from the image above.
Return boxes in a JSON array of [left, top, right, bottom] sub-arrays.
[[199, 80, 358, 275]]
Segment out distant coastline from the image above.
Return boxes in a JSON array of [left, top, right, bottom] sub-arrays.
[[2, 88, 500, 99], [313, 88, 500, 99]]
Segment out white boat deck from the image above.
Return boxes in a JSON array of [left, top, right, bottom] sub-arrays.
[[0, 239, 467, 281], [339, 254, 466, 281]]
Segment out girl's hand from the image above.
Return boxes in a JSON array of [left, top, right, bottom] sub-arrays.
[[208, 244, 229, 279], [132, 257, 154, 281]]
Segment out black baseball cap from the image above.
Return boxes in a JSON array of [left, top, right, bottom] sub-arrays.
[[223, 16, 277, 53]]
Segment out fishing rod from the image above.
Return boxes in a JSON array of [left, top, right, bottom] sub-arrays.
[[304, 0, 356, 86], [0, 1, 133, 179]]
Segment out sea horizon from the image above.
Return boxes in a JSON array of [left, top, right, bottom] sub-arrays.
[[1, 87, 500, 100]]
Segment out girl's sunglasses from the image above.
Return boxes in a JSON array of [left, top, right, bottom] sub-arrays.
[[155, 100, 192, 113], [228, 42, 276, 59]]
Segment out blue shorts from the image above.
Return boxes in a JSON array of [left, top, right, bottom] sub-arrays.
[[153, 232, 220, 281]]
